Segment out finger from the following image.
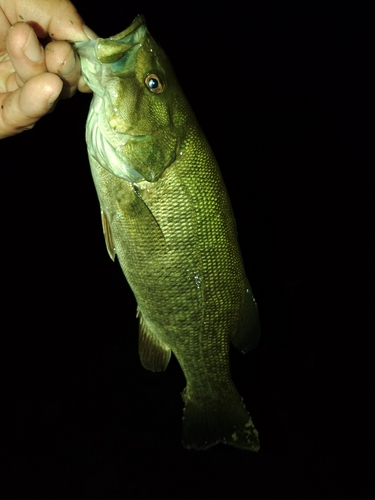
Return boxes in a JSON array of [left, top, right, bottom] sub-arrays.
[[45, 40, 80, 99], [3, 0, 97, 42], [0, 72, 62, 138], [77, 75, 92, 94], [45, 40, 92, 97], [0, 8, 11, 55], [6, 23, 46, 88]]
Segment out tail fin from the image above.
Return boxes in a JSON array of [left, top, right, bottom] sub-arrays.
[[181, 391, 259, 451]]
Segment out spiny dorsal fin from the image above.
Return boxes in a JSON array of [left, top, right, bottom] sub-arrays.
[[137, 308, 171, 372], [101, 210, 116, 261]]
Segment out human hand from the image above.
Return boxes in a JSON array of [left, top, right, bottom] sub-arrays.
[[0, 0, 97, 139]]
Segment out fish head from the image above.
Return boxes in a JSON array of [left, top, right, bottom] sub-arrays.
[[75, 15, 187, 183]]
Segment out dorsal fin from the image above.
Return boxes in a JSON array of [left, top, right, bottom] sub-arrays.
[[232, 287, 260, 354]]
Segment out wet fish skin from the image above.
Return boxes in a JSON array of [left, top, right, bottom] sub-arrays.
[[75, 15, 260, 451]]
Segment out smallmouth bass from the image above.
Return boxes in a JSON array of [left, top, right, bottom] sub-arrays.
[[75, 15, 260, 451]]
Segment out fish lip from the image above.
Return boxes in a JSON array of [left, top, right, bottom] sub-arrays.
[[111, 128, 150, 141], [95, 15, 147, 65], [109, 15, 146, 41], [127, 133, 150, 140]]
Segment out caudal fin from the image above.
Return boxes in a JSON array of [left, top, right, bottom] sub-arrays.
[[181, 392, 259, 451]]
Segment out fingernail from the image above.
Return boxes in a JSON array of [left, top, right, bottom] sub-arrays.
[[24, 30, 43, 62], [47, 89, 61, 106], [83, 25, 98, 40]]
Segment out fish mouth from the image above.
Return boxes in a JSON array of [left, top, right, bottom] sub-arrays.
[[75, 16, 147, 95]]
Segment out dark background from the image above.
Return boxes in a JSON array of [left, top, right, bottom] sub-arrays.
[[0, 1, 374, 498]]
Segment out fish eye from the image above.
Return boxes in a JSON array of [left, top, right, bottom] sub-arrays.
[[145, 73, 163, 94]]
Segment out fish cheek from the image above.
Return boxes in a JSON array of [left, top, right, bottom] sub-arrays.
[[105, 78, 138, 134]]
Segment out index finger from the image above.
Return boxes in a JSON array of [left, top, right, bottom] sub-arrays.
[[1, 0, 95, 42]]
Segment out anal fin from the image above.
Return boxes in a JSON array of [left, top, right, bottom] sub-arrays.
[[101, 210, 116, 261], [137, 308, 171, 372]]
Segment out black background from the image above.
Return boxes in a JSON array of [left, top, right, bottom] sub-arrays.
[[0, 1, 374, 499]]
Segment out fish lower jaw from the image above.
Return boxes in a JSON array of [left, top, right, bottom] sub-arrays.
[[86, 96, 144, 182]]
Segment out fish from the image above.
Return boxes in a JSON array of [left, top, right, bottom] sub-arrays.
[[75, 15, 260, 451]]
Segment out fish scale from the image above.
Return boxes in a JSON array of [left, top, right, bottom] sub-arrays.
[[75, 15, 260, 450]]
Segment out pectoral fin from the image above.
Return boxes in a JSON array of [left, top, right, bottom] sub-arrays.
[[137, 308, 171, 372], [101, 210, 116, 261]]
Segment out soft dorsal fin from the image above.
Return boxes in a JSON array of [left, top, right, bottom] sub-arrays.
[[232, 288, 261, 354], [137, 308, 171, 372], [101, 210, 116, 261]]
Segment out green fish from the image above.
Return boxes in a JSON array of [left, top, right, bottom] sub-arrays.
[[75, 15, 260, 451]]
